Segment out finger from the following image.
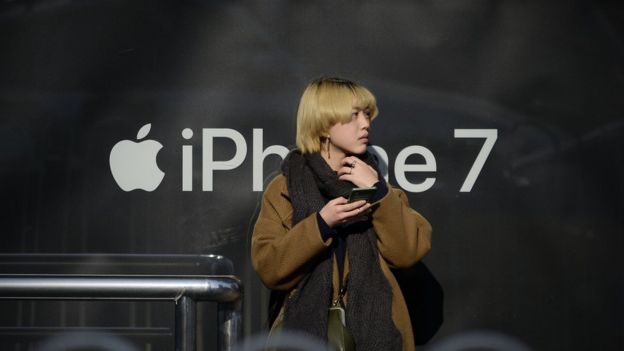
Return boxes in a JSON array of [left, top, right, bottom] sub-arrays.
[[330, 196, 349, 205], [342, 202, 371, 219], [340, 200, 366, 211], [352, 202, 372, 212], [337, 166, 354, 177], [360, 203, 372, 212], [338, 174, 358, 185], [341, 157, 358, 168]]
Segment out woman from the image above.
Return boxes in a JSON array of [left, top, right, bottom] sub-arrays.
[[251, 77, 432, 351]]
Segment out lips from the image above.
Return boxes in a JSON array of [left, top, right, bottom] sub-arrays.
[[358, 134, 369, 144]]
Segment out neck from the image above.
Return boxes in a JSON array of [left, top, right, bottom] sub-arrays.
[[321, 145, 346, 171]]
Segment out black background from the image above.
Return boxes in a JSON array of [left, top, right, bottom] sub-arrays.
[[1, 1, 623, 350]]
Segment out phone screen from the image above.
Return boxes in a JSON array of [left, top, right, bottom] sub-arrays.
[[347, 187, 377, 203]]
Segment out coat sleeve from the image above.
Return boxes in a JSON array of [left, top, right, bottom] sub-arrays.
[[371, 184, 432, 268], [251, 176, 333, 291]]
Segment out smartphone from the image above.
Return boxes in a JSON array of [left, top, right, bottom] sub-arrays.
[[347, 187, 377, 203]]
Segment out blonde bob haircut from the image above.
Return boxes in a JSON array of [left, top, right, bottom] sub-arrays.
[[296, 77, 379, 154]]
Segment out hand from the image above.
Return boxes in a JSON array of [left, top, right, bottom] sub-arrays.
[[337, 157, 378, 188], [319, 197, 372, 228]]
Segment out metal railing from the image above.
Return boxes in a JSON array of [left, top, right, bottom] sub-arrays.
[[0, 274, 242, 351]]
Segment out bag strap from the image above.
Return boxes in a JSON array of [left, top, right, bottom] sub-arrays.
[[332, 237, 348, 308]]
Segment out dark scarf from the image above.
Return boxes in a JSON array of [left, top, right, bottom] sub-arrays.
[[276, 150, 402, 351]]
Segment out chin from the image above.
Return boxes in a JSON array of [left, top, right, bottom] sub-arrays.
[[351, 147, 367, 155]]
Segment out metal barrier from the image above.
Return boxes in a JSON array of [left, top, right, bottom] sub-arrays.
[[0, 274, 242, 351]]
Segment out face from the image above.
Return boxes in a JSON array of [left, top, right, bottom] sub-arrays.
[[327, 105, 371, 156]]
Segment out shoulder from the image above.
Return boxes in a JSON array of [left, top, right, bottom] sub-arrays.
[[259, 174, 294, 225], [264, 174, 289, 198], [262, 174, 292, 210], [376, 181, 409, 203], [389, 184, 408, 198]]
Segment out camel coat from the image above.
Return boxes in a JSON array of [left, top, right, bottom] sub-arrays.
[[251, 175, 432, 351]]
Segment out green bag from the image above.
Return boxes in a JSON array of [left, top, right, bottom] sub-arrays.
[[327, 303, 355, 351], [266, 304, 354, 351]]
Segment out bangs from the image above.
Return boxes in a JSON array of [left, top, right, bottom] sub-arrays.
[[352, 85, 378, 121], [317, 82, 379, 127]]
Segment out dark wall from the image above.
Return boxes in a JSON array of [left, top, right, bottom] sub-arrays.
[[1, 1, 623, 350]]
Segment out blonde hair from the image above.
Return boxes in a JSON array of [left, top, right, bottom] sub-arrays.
[[296, 77, 379, 154]]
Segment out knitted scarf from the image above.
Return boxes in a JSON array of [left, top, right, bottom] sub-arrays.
[[278, 150, 402, 351]]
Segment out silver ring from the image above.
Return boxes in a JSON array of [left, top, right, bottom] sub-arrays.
[[350, 161, 356, 168]]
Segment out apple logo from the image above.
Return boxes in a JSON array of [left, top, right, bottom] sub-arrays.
[[109, 123, 165, 191]]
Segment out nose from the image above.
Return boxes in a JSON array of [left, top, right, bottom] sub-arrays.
[[358, 111, 370, 129]]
